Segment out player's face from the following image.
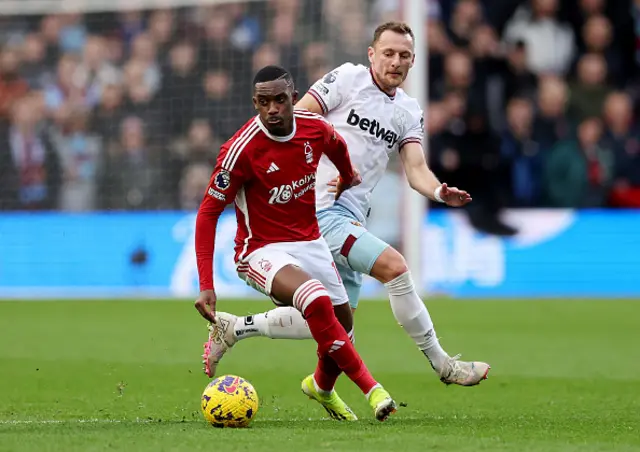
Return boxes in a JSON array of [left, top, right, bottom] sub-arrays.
[[368, 30, 415, 92], [253, 79, 298, 136]]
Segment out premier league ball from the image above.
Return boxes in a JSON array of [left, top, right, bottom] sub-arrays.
[[201, 375, 259, 428]]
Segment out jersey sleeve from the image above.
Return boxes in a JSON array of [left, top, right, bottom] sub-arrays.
[[307, 63, 359, 114], [195, 137, 251, 291], [321, 121, 355, 186], [399, 105, 425, 150]]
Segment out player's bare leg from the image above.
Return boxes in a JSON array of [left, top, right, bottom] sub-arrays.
[[370, 247, 491, 386]]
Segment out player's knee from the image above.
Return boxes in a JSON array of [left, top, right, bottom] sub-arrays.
[[371, 247, 409, 284], [292, 279, 331, 314], [270, 264, 312, 304]]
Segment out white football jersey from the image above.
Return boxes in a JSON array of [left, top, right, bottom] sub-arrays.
[[308, 63, 424, 222]]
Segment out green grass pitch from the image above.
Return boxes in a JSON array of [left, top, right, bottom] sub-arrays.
[[1, 299, 639, 451]]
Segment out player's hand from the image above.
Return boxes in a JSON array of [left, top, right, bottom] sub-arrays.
[[334, 169, 361, 200], [437, 183, 472, 207], [194, 290, 217, 323], [330, 169, 361, 200], [327, 177, 338, 194]]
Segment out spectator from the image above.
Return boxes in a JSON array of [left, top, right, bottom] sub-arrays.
[[568, 53, 612, 121], [44, 54, 84, 126], [448, 0, 484, 47], [129, 33, 161, 95], [19, 33, 51, 89], [0, 94, 61, 210], [39, 15, 62, 68], [533, 76, 573, 152], [468, 24, 505, 129], [51, 109, 101, 211], [0, 46, 29, 122], [270, 13, 301, 84], [147, 10, 176, 65], [122, 59, 163, 140], [252, 42, 281, 72], [432, 91, 468, 191], [171, 118, 220, 166], [501, 97, 543, 207], [117, 10, 145, 49], [98, 116, 174, 210], [58, 13, 87, 54], [323, 0, 368, 65], [172, 119, 219, 210], [158, 40, 200, 138], [195, 69, 241, 141], [603, 92, 640, 207], [435, 50, 486, 115], [503, 0, 575, 75], [227, 3, 262, 52], [501, 40, 538, 106], [200, 10, 251, 83], [179, 162, 213, 211], [580, 15, 624, 87], [300, 41, 330, 89], [90, 82, 125, 142], [426, 18, 453, 98], [566, 0, 607, 43], [544, 117, 614, 207], [75, 35, 122, 107]]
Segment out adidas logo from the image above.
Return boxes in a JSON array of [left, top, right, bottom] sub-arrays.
[[328, 340, 345, 353], [266, 162, 280, 173]]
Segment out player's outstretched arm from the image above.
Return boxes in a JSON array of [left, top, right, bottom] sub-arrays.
[[194, 146, 247, 322], [400, 142, 472, 207]]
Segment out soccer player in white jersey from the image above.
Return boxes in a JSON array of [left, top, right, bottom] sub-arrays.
[[204, 22, 490, 393]]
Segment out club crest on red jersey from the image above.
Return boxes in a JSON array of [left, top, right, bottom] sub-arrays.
[[304, 141, 313, 164]]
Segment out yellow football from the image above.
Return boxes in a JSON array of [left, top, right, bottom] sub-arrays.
[[201, 375, 259, 428]]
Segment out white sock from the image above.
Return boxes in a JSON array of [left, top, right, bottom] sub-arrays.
[[384, 271, 449, 372], [233, 307, 313, 340]]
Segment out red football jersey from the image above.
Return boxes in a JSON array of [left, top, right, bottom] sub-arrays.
[[195, 110, 356, 291]]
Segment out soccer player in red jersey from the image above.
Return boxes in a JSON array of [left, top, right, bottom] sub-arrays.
[[194, 65, 397, 421]]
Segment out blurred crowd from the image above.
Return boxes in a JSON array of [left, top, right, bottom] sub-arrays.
[[0, 0, 639, 220]]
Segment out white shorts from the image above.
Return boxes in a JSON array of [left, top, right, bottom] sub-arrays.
[[236, 238, 349, 307]]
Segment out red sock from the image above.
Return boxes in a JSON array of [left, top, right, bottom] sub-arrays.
[[314, 354, 341, 392], [314, 323, 355, 392], [293, 280, 378, 395]]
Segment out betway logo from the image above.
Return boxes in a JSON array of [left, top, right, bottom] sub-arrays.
[[347, 109, 399, 149], [268, 173, 316, 205]]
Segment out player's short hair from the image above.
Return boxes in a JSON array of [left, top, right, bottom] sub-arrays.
[[371, 21, 415, 47], [252, 65, 294, 89]]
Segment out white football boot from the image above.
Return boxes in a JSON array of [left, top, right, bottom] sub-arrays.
[[439, 355, 491, 386], [202, 312, 238, 378]]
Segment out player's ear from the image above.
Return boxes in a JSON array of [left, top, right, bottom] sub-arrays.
[[252, 95, 258, 111], [367, 46, 375, 65], [291, 90, 299, 105]]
